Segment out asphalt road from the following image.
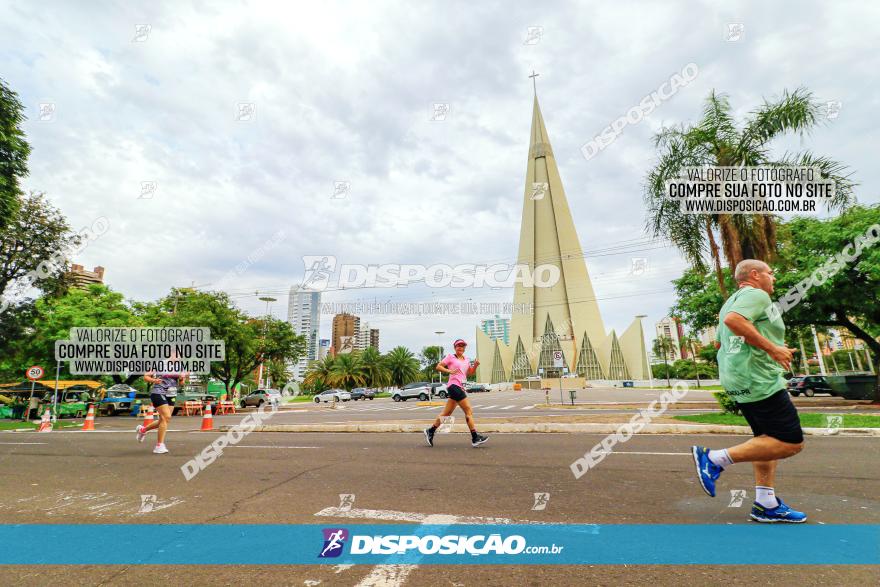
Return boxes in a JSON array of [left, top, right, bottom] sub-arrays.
[[61, 387, 873, 430], [1, 429, 877, 585]]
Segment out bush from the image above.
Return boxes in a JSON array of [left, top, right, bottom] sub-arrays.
[[713, 391, 740, 415]]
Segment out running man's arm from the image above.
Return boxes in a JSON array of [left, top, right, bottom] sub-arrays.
[[723, 312, 794, 370]]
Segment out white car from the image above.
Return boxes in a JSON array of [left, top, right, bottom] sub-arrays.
[[314, 389, 351, 403]]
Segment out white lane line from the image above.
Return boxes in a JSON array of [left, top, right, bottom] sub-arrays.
[[0, 442, 48, 445], [314, 507, 546, 525], [612, 451, 690, 456], [229, 445, 321, 449], [498, 405, 516, 410], [481, 405, 499, 409], [521, 405, 535, 410]]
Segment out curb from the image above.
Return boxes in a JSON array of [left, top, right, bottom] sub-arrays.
[[222, 423, 880, 436]]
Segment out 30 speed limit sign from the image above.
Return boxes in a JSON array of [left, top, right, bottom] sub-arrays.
[[26, 366, 44, 381]]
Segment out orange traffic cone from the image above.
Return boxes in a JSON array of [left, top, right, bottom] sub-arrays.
[[142, 404, 154, 427], [82, 404, 96, 431], [200, 402, 213, 431], [38, 408, 53, 432]]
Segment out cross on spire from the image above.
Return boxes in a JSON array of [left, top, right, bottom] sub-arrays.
[[529, 70, 539, 96]]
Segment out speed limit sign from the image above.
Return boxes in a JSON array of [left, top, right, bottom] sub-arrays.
[[26, 366, 44, 381]]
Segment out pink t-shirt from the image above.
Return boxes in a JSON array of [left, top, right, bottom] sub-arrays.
[[441, 354, 471, 389]]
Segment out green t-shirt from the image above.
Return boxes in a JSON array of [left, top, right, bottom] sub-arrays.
[[716, 285, 786, 403]]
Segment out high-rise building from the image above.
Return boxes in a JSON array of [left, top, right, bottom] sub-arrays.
[[655, 316, 685, 361], [474, 91, 648, 383], [369, 328, 380, 350], [288, 285, 321, 379], [332, 313, 360, 355], [318, 339, 331, 360], [480, 315, 510, 345], [68, 264, 105, 288], [355, 321, 371, 351]]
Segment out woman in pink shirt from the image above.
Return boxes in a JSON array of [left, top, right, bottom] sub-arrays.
[[424, 339, 488, 447]]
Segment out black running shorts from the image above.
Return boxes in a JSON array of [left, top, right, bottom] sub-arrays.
[[737, 389, 803, 444], [150, 393, 176, 408], [447, 384, 467, 402]]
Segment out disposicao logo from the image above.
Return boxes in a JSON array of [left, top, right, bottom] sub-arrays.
[[319, 528, 349, 558]]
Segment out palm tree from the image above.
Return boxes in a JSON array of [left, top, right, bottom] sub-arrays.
[[652, 335, 676, 387], [303, 355, 335, 393], [328, 353, 367, 390], [357, 346, 391, 388], [645, 88, 855, 297], [384, 346, 421, 387], [681, 333, 703, 388]]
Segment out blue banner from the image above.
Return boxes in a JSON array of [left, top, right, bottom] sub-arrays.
[[1, 524, 876, 565]]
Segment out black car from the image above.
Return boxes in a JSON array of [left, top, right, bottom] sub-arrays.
[[350, 387, 375, 401], [464, 382, 489, 393], [788, 375, 834, 397]]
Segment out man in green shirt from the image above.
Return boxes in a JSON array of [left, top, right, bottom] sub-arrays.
[[691, 259, 807, 523]]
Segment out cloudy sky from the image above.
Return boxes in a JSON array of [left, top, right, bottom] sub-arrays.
[[3, 0, 878, 354]]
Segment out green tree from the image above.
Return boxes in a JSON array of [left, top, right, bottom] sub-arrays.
[[670, 268, 731, 333], [419, 345, 442, 381], [772, 204, 880, 399], [163, 289, 306, 397], [0, 78, 31, 230], [384, 346, 421, 387], [0, 192, 81, 304], [328, 353, 367, 390], [9, 284, 139, 382], [652, 335, 676, 387], [304, 355, 335, 393], [645, 88, 855, 296], [359, 346, 390, 388]]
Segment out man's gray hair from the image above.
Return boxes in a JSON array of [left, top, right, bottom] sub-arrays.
[[734, 259, 769, 283]]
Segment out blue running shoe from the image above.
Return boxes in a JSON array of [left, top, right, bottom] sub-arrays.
[[691, 446, 723, 497], [750, 499, 807, 523]]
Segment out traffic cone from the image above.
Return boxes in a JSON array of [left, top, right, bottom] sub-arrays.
[[142, 404, 154, 427], [38, 408, 53, 432], [200, 402, 213, 431], [82, 404, 96, 431]]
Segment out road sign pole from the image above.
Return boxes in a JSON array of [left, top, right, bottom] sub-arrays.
[[26, 380, 35, 422], [53, 361, 61, 419]]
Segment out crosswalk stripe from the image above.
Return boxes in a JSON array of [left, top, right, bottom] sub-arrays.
[[482, 405, 498, 409], [521, 405, 535, 410], [499, 405, 515, 410]]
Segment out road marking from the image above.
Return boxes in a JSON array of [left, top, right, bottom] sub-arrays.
[[612, 451, 690, 456], [0, 442, 48, 445], [521, 405, 535, 410], [499, 405, 516, 410], [482, 405, 499, 409], [230, 445, 321, 449], [314, 507, 545, 525]]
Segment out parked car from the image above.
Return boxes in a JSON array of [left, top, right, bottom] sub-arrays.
[[240, 389, 282, 408], [100, 385, 136, 416], [314, 389, 351, 403], [430, 383, 449, 398], [392, 382, 432, 402], [788, 375, 834, 397], [464, 382, 490, 393], [350, 388, 375, 401], [38, 389, 90, 419]]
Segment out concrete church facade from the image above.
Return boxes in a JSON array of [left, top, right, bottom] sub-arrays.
[[474, 95, 649, 383]]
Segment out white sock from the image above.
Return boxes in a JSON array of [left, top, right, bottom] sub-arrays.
[[755, 486, 779, 508], [707, 449, 733, 468]]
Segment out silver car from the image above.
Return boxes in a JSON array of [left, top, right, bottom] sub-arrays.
[[313, 389, 351, 403], [240, 389, 281, 408]]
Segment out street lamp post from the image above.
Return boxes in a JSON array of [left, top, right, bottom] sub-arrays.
[[434, 330, 445, 386], [257, 295, 277, 389]]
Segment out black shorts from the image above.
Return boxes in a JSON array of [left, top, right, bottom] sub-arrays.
[[737, 389, 803, 444], [447, 384, 467, 402], [150, 393, 176, 408]]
